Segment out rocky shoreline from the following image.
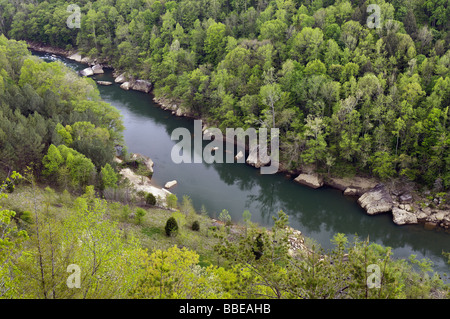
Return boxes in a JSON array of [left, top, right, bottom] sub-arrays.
[[28, 43, 450, 233]]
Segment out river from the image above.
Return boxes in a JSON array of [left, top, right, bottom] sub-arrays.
[[35, 52, 450, 278]]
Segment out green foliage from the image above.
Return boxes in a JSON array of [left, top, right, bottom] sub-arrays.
[[0, 174, 448, 299], [215, 211, 449, 299], [218, 209, 232, 225], [1, 0, 450, 299], [0, 172, 27, 298], [165, 216, 179, 237], [165, 193, 178, 209], [142, 226, 163, 238], [101, 163, 118, 189], [135, 208, 147, 225], [0, 36, 123, 187], [43, 144, 96, 189], [192, 220, 200, 231], [3, 0, 450, 190], [145, 192, 157, 206], [131, 245, 231, 298]]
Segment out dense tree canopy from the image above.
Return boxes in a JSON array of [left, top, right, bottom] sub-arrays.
[[2, 0, 448, 189], [0, 0, 449, 301], [0, 35, 124, 190]]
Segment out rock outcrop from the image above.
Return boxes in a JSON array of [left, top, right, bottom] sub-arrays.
[[68, 52, 82, 62], [81, 57, 94, 64], [165, 180, 177, 189], [357, 184, 393, 215], [97, 81, 112, 86], [343, 187, 362, 196], [235, 151, 244, 161], [79, 67, 94, 77], [114, 73, 127, 84], [91, 64, 104, 74], [326, 176, 377, 194], [392, 207, 418, 225], [119, 168, 171, 201], [399, 193, 413, 203], [294, 173, 324, 189], [246, 145, 270, 168], [120, 81, 131, 90], [131, 80, 152, 93], [130, 153, 154, 174]]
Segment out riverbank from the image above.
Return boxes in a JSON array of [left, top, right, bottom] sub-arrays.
[[28, 42, 450, 233]]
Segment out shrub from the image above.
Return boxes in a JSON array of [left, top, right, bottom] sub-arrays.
[[165, 216, 179, 236], [145, 193, 156, 206], [19, 210, 32, 223], [5, 180, 14, 193], [166, 193, 178, 209], [219, 209, 232, 225], [121, 204, 131, 220], [192, 220, 200, 231], [135, 208, 146, 225]]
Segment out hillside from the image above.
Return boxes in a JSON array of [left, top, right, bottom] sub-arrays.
[[1, 0, 449, 191], [0, 3, 450, 300]]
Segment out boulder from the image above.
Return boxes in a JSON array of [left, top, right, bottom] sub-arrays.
[[344, 187, 364, 196], [96, 81, 113, 86], [145, 158, 154, 173], [399, 204, 412, 211], [120, 81, 131, 90], [294, 173, 324, 189], [357, 184, 393, 215], [81, 57, 94, 64], [392, 207, 418, 225], [399, 193, 413, 203], [326, 176, 377, 192], [246, 144, 270, 168], [433, 212, 445, 221], [119, 168, 170, 201], [131, 80, 152, 93], [417, 211, 429, 221], [68, 52, 82, 62], [91, 64, 104, 74], [164, 180, 177, 189], [130, 153, 154, 174], [235, 150, 244, 161], [114, 73, 127, 84], [79, 67, 94, 77]]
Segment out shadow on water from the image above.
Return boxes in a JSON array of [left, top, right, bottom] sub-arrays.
[[35, 52, 450, 278]]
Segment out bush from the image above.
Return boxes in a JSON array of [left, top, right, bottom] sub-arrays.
[[192, 220, 200, 231], [165, 216, 179, 236], [219, 209, 232, 226], [166, 194, 178, 209], [135, 208, 146, 225], [122, 205, 131, 220], [145, 193, 156, 206], [5, 180, 14, 193]]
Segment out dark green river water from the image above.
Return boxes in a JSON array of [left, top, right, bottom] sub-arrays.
[[36, 52, 450, 278]]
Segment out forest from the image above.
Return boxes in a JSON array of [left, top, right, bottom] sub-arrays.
[[0, 0, 450, 300], [0, 33, 448, 300], [1, 0, 449, 190]]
